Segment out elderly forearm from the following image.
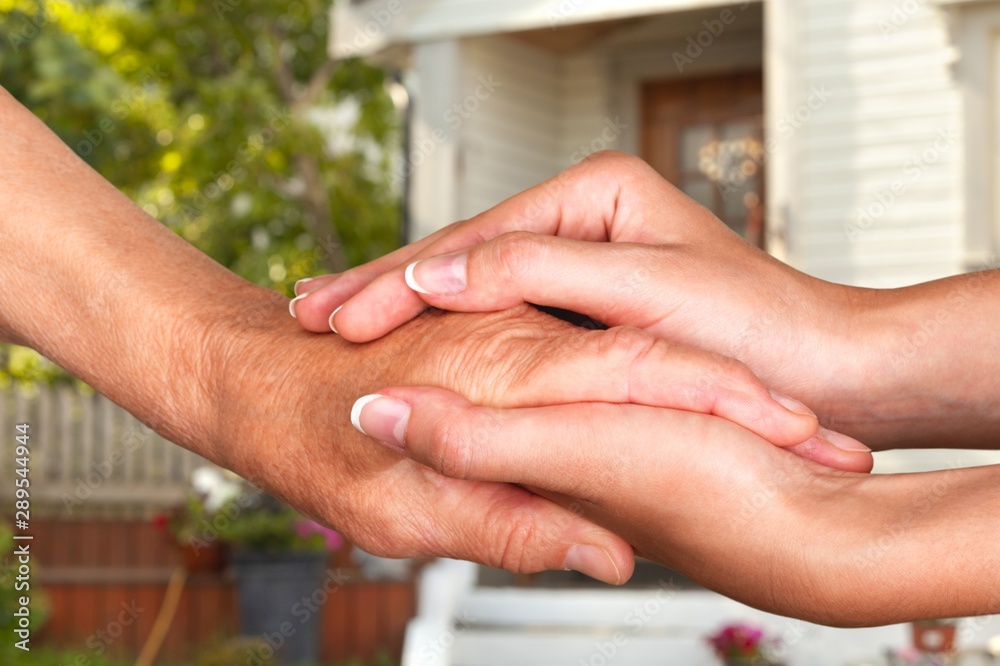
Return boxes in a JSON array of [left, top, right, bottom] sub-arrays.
[[0, 86, 270, 456]]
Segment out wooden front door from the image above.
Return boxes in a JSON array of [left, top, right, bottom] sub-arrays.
[[642, 71, 765, 247]]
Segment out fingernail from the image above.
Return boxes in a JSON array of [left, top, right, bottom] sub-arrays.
[[351, 394, 410, 451], [294, 278, 315, 296], [769, 390, 816, 417], [289, 294, 308, 319], [564, 545, 622, 585], [405, 254, 468, 295], [820, 427, 871, 453], [328, 305, 343, 334]]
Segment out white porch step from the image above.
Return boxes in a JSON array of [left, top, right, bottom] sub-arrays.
[[458, 587, 753, 630], [402, 561, 1000, 666], [452, 630, 713, 666]]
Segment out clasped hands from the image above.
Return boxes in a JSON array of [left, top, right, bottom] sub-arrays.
[[9, 86, 993, 629], [289, 152, 889, 624]]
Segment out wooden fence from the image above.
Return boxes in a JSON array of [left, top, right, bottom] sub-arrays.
[[2, 387, 418, 662], [32, 518, 415, 663], [0, 385, 214, 516]]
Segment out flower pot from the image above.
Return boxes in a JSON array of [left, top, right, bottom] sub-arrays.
[[231, 550, 329, 665], [724, 660, 785, 666], [912, 621, 957, 653], [178, 540, 227, 574]]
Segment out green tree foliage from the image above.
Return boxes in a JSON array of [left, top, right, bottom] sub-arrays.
[[0, 0, 401, 383]]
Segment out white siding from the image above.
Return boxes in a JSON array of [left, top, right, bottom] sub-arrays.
[[407, 1, 968, 290], [418, 36, 613, 227], [795, 0, 965, 287], [451, 7, 767, 220], [557, 52, 611, 171], [456, 37, 562, 219]]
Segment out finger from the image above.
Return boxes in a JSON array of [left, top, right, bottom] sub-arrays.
[[350, 387, 866, 496], [350, 388, 637, 498], [398, 469, 634, 585], [289, 219, 470, 330], [293, 274, 338, 296], [323, 153, 654, 340], [335, 232, 823, 447], [489, 325, 819, 448], [786, 429, 874, 474], [337, 235, 669, 340], [366, 313, 819, 448]]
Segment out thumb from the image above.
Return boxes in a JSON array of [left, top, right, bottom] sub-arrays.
[[349, 393, 634, 585]]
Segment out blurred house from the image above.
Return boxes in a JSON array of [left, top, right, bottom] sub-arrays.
[[329, 1, 1000, 664], [332, 0, 999, 287]]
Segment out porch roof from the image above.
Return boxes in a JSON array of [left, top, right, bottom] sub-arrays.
[[330, 0, 756, 59]]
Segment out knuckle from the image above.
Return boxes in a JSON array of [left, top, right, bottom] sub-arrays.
[[584, 149, 635, 169], [580, 150, 650, 187], [714, 354, 760, 390], [597, 325, 657, 366], [489, 231, 543, 281], [493, 515, 539, 574], [427, 413, 476, 480], [594, 326, 658, 403]]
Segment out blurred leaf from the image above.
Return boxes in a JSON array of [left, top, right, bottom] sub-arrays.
[[0, 0, 401, 384]]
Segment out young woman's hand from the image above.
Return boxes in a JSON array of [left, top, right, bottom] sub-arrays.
[[213, 301, 867, 587], [350, 384, 1000, 627], [291, 151, 1000, 450], [291, 150, 851, 420]]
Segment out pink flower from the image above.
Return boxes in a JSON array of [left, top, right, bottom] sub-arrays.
[[295, 520, 344, 551], [707, 622, 771, 659]]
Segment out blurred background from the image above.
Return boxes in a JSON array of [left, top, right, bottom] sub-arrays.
[[3, 0, 1000, 664]]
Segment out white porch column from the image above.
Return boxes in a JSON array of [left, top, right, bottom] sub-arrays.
[[405, 40, 462, 243], [764, 0, 801, 266]]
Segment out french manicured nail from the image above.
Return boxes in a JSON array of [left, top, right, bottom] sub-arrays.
[[350, 394, 410, 451], [769, 390, 816, 417], [289, 294, 308, 319], [820, 428, 871, 453], [328, 305, 343, 334], [564, 545, 622, 585], [405, 254, 468, 295], [294, 278, 315, 296]]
